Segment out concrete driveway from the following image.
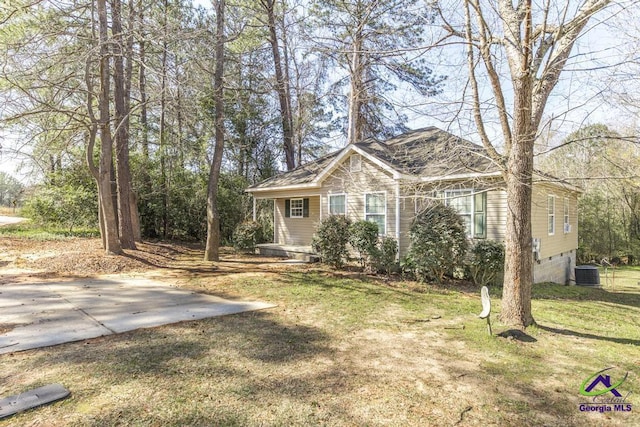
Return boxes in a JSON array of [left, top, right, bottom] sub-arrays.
[[0, 277, 275, 354]]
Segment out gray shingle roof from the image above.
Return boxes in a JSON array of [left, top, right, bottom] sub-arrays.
[[247, 127, 500, 191], [247, 150, 340, 190]]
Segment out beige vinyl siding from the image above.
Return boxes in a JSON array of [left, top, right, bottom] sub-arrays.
[[320, 157, 397, 238], [274, 196, 320, 246], [485, 189, 506, 241], [398, 195, 416, 257], [531, 183, 579, 259]]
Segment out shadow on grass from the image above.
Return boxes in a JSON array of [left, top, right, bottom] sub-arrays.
[[533, 283, 640, 309], [30, 311, 335, 378], [537, 324, 640, 346], [14, 311, 369, 426], [278, 271, 425, 301], [497, 329, 538, 343]]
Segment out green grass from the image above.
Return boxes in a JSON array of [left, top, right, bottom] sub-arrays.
[[1, 263, 639, 426], [0, 222, 100, 239], [598, 265, 640, 289]]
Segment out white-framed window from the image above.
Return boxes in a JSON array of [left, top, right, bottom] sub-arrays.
[[474, 191, 486, 239], [290, 198, 304, 218], [564, 197, 570, 233], [329, 194, 346, 215], [548, 195, 556, 235], [444, 189, 486, 238], [365, 192, 386, 234], [350, 154, 361, 172]]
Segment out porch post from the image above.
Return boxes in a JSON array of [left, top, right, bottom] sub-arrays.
[[252, 195, 257, 221]]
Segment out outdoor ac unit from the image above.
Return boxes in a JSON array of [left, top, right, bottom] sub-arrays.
[[564, 223, 572, 233], [532, 238, 541, 261]]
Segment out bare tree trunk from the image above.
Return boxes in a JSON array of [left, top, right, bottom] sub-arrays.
[[455, 0, 611, 328], [262, 0, 295, 170], [126, 0, 141, 242], [346, 29, 364, 144], [279, 0, 297, 166], [137, 0, 151, 238], [138, 0, 149, 164], [499, 2, 535, 326], [501, 122, 535, 326], [112, 0, 136, 250], [204, 0, 226, 262], [86, 3, 106, 249], [97, 0, 122, 255], [159, 0, 169, 238]]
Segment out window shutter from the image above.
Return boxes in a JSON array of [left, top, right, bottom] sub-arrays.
[[285, 199, 290, 218], [303, 198, 309, 217]]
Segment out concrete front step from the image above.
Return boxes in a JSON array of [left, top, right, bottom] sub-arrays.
[[256, 244, 319, 263]]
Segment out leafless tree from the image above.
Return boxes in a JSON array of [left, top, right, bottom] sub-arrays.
[[260, 0, 296, 170], [204, 0, 226, 262], [440, 0, 618, 327]]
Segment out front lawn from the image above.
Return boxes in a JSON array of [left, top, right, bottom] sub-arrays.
[[0, 242, 638, 426]]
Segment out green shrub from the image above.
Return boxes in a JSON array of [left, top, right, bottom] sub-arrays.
[[349, 220, 379, 268], [468, 240, 505, 286], [233, 221, 264, 253], [405, 203, 469, 282], [372, 236, 398, 275], [24, 184, 97, 231], [312, 215, 352, 268]]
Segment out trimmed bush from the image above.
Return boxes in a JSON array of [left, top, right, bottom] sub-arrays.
[[372, 236, 398, 275], [349, 220, 379, 268], [312, 215, 352, 268], [468, 240, 505, 287], [233, 221, 264, 253], [405, 203, 469, 282]]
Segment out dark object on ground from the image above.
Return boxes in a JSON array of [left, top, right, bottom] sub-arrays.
[[0, 383, 70, 419], [497, 329, 537, 343]]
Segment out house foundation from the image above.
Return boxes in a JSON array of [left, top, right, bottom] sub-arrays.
[[533, 250, 576, 285]]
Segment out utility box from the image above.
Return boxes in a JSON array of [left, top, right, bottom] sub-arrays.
[[575, 265, 600, 286]]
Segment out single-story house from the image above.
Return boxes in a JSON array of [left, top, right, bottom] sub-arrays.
[[246, 127, 581, 284]]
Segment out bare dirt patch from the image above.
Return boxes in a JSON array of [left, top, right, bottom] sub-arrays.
[[0, 237, 307, 279]]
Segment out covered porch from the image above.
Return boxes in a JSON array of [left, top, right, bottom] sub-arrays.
[[250, 192, 321, 247]]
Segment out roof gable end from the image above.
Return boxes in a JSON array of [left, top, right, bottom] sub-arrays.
[[313, 144, 403, 184]]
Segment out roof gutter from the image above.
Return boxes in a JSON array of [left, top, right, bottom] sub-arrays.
[[532, 177, 583, 194], [418, 171, 502, 183], [246, 182, 321, 194]]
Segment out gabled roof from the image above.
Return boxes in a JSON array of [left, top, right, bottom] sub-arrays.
[[247, 127, 500, 192]]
